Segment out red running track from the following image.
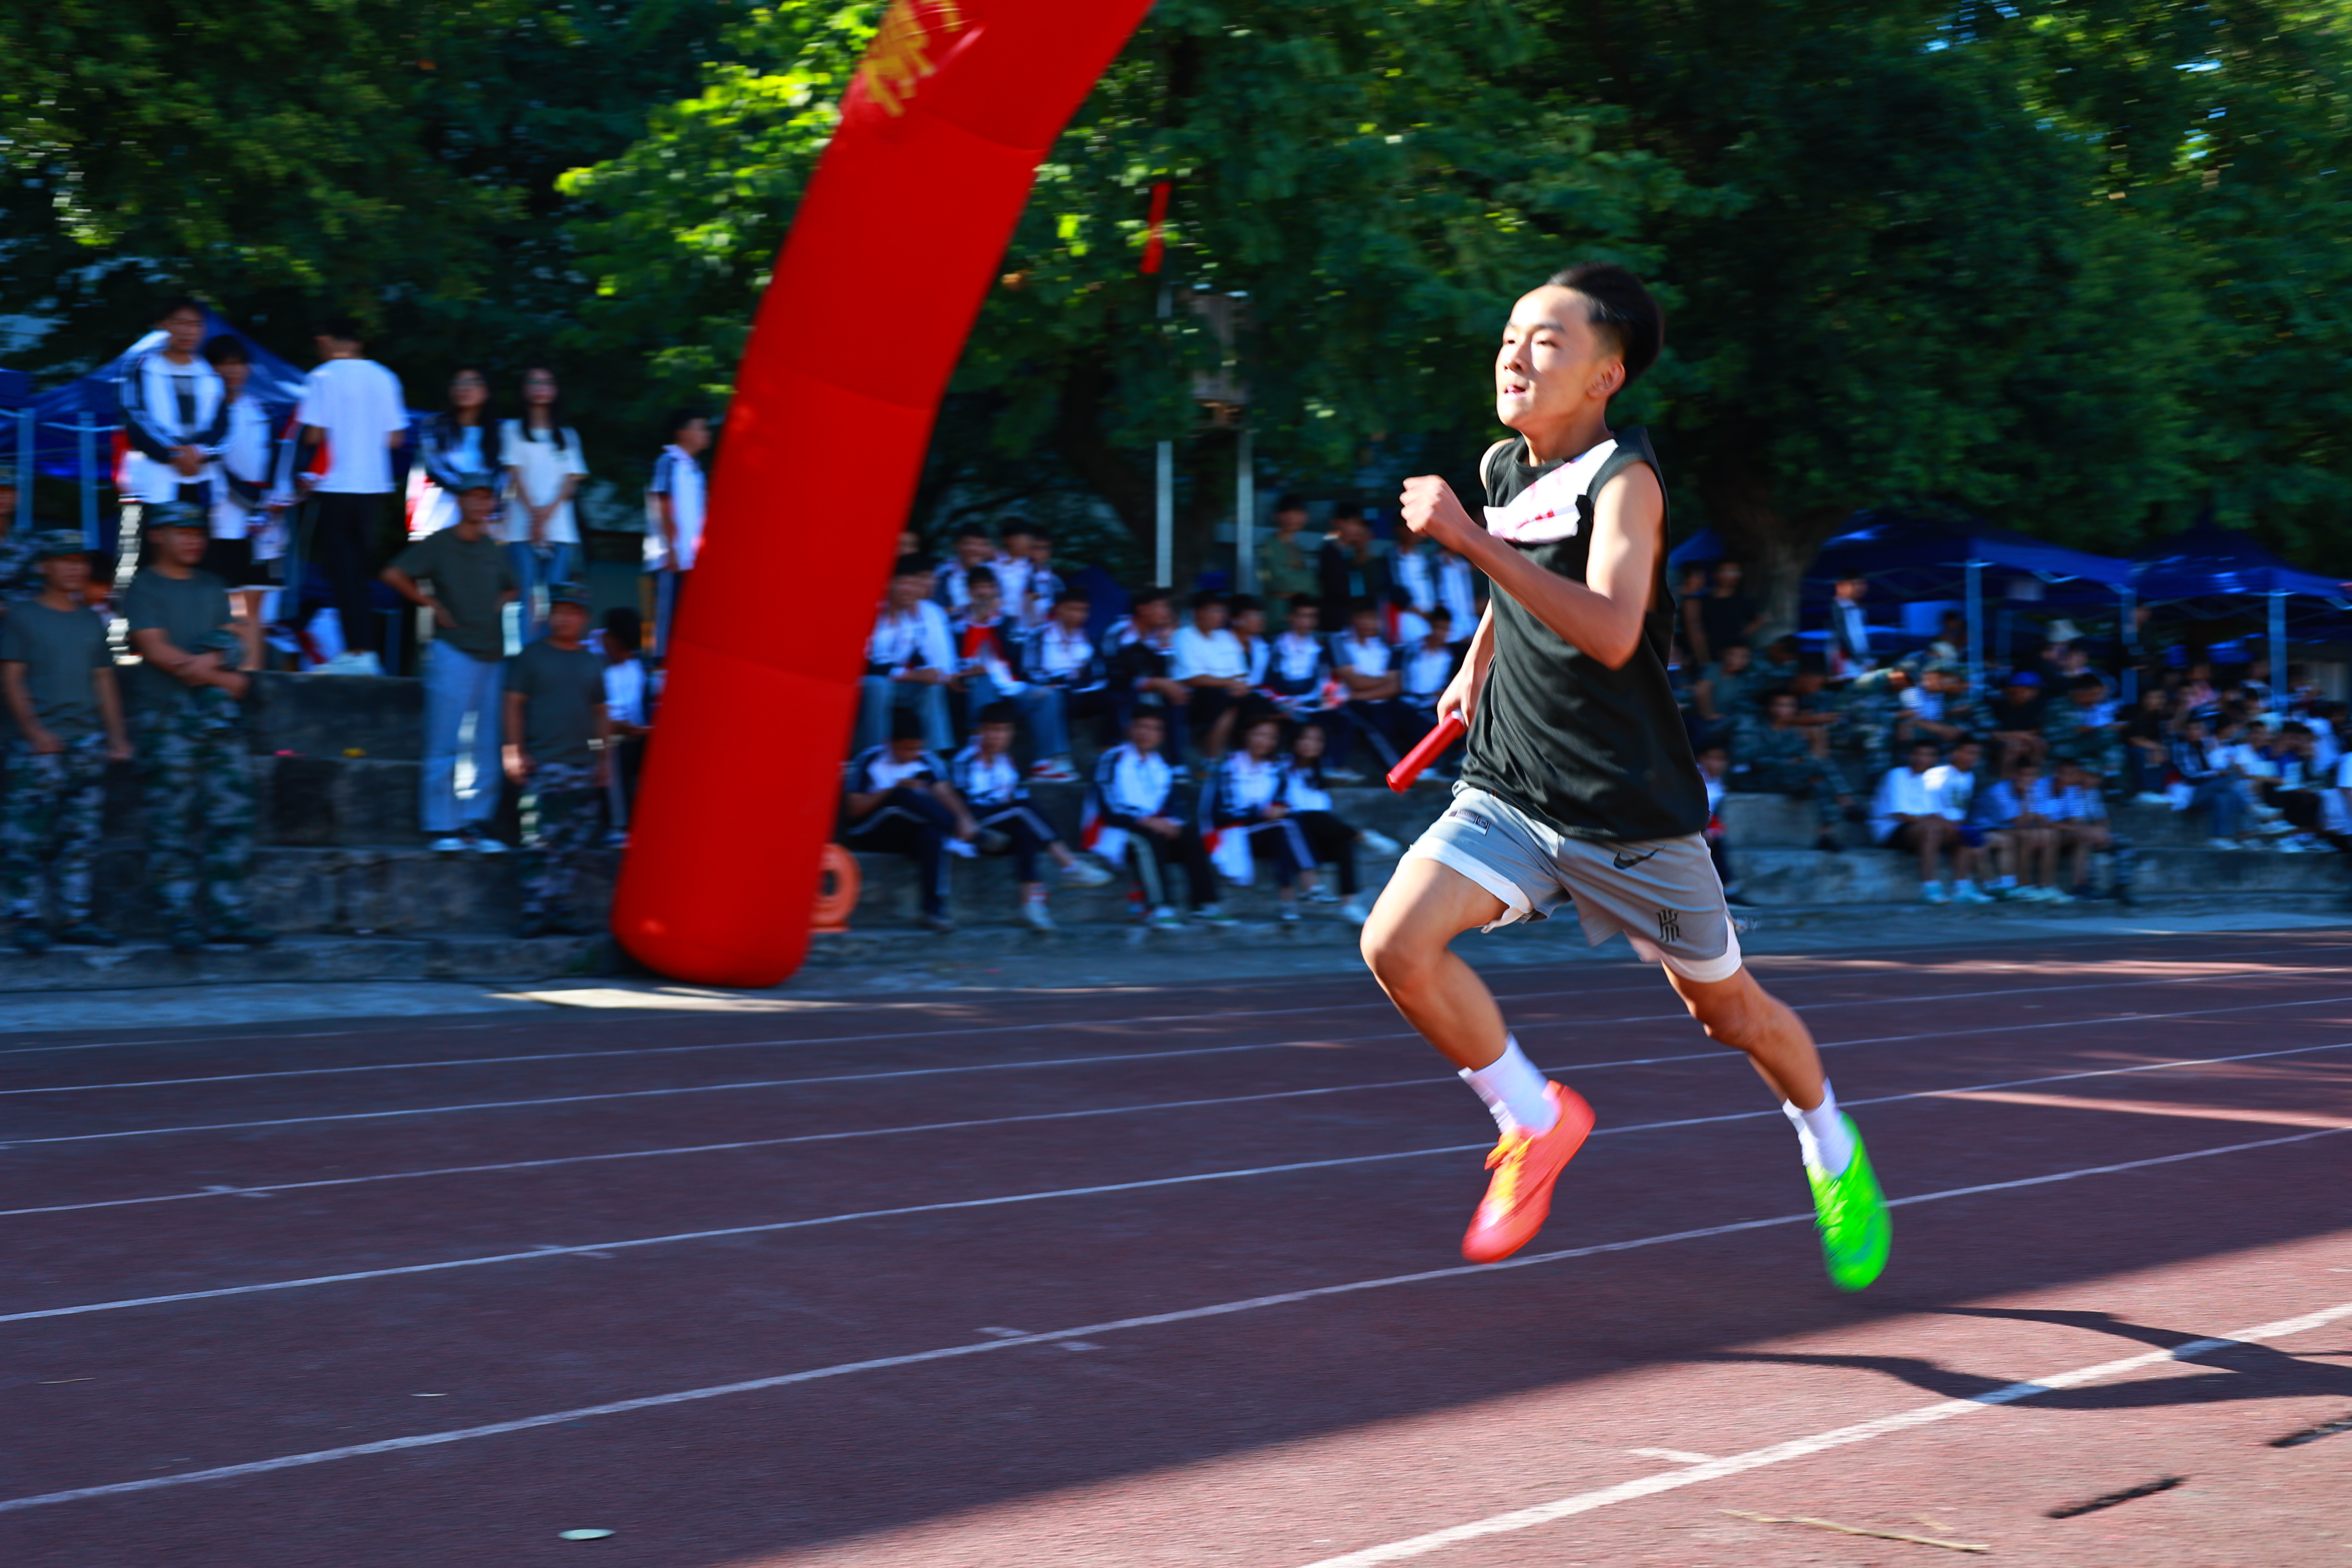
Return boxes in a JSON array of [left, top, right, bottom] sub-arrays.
[[3, 929, 2351, 1565]]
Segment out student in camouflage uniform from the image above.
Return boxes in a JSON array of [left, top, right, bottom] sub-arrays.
[[1829, 663, 1911, 787], [504, 582, 611, 937], [123, 502, 272, 952], [0, 466, 40, 603], [0, 532, 133, 952], [2043, 671, 2125, 787], [1731, 690, 1856, 852]]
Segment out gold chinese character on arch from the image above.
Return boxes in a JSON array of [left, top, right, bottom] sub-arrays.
[[858, 0, 968, 116]]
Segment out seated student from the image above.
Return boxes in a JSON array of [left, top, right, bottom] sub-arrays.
[[952, 701, 1111, 930], [1330, 597, 1410, 772], [1104, 590, 1193, 772], [1871, 738, 1969, 904], [1695, 739, 1744, 906], [1088, 706, 1229, 929], [1979, 756, 2067, 901], [843, 709, 988, 934], [1693, 640, 1765, 748], [1264, 595, 1351, 760], [1923, 735, 2001, 902], [1277, 718, 1385, 923], [599, 606, 651, 842], [1730, 689, 1858, 853], [932, 525, 999, 613], [2049, 758, 2133, 901], [0, 533, 134, 952], [1987, 669, 2050, 774], [1228, 593, 1273, 692], [502, 584, 612, 938], [2171, 714, 2247, 846], [1171, 589, 1253, 760], [1017, 590, 1110, 774], [1207, 715, 1318, 922], [951, 566, 1058, 756], [858, 555, 956, 755], [1396, 604, 1464, 766]]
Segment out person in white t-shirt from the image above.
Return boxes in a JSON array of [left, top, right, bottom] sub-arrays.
[[500, 365, 589, 640], [1331, 597, 1409, 770], [1921, 736, 1996, 902], [1172, 589, 1254, 760], [1870, 739, 1964, 903], [294, 315, 408, 674], [645, 410, 709, 659], [199, 336, 288, 619]]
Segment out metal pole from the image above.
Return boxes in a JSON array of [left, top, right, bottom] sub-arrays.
[[1234, 424, 1255, 594], [15, 408, 31, 534], [77, 418, 98, 554], [1155, 282, 1173, 588], [2119, 584, 2137, 706], [2270, 591, 2288, 714], [1965, 560, 1984, 695]]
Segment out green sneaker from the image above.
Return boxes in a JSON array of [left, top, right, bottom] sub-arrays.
[[1807, 1115, 1891, 1291]]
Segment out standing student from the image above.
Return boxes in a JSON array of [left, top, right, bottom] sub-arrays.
[[200, 336, 285, 631], [122, 503, 270, 951], [383, 473, 520, 853], [645, 410, 709, 658], [119, 297, 229, 518], [1259, 494, 1320, 603], [503, 584, 612, 937], [413, 367, 496, 539], [294, 315, 407, 675], [1363, 263, 1889, 1288], [953, 701, 1112, 929], [500, 366, 588, 638], [600, 607, 652, 839], [0, 533, 133, 952]]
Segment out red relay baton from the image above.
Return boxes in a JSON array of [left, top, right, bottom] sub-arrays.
[[1386, 713, 1467, 792]]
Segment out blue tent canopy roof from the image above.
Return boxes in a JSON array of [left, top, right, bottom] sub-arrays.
[[2128, 518, 2347, 605], [1671, 511, 2134, 602]]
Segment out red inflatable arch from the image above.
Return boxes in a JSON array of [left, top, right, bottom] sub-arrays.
[[612, 0, 1156, 986]]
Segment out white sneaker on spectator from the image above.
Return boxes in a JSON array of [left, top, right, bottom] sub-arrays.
[[1059, 859, 1112, 887], [1338, 898, 1372, 925], [1323, 767, 1366, 785], [1360, 828, 1403, 857], [1028, 758, 1079, 782], [2014, 885, 2051, 902], [1304, 885, 1341, 904], [1953, 880, 1994, 904], [1279, 905, 1301, 923], [2132, 792, 2171, 806], [459, 828, 508, 856], [2206, 836, 2241, 850], [429, 836, 468, 854], [946, 838, 979, 859], [1191, 903, 1239, 927], [1020, 898, 1055, 931], [1921, 880, 1948, 905], [2042, 887, 2075, 903], [1148, 905, 1184, 930]]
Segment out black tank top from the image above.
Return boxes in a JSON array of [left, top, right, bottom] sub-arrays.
[[1457, 427, 1708, 842]]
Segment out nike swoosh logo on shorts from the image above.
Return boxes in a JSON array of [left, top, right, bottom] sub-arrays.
[[1613, 847, 1662, 870]]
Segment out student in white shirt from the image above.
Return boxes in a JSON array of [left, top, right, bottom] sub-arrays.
[[1393, 533, 1478, 634], [1979, 757, 2067, 900], [842, 711, 981, 933], [198, 336, 286, 624], [1172, 589, 1253, 759], [1331, 597, 1409, 770], [1208, 715, 1317, 920], [413, 367, 496, 539], [645, 410, 709, 658], [1870, 739, 1965, 903], [933, 527, 999, 612], [2049, 759, 2131, 900], [996, 519, 1054, 627], [120, 297, 228, 516], [856, 555, 956, 755], [954, 701, 1111, 929], [1278, 719, 1382, 922], [500, 366, 588, 641], [600, 606, 651, 839], [1920, 735, 1997, 902], [1087, 707, 1228, 929], [294, 315, 408, 674], [1229, 593, 1273, 689], [1017, 591, 1110, 775]]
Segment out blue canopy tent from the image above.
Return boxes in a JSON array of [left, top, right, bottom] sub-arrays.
[[6, 309, 310, 548], [2129, 519, 2352, 702], [1672, 513, 2136, 690]]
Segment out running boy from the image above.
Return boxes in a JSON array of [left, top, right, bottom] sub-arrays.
[[1362, 264, 1890, 1289]]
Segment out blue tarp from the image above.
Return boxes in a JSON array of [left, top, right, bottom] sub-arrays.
[[5, 309, 311, 481], [1672, 513, 2134, 599], [2128, 518, 2348, 606]]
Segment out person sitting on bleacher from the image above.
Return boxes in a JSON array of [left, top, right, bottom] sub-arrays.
[[953, 701, 1110, 931], [1088, 705, 1229, 930], [1279, 718, 1390, 925], [843, 708, 990, 934], [1208, 714, 1317, 923]]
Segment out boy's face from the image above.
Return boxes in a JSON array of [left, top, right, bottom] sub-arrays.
[[1128, 716, 1164, 753], [1909, 743, 1939, 772], [1951, 743, 1982, 772], [1721, 644, 1750, 672], [1026, 539, 1051, 567], [1133, 599, 1172, 635], [1274, 505, 1307, 534], [2015, 765, 2040, 789], [1495, 285, 1616, 431], [1234, 607, 1265, 638], [2071, 685, 2099, 708], [217, 358, 251, 397], [1698, 747, 1728, 778], [1294, 725, 1326, 761], [675, 418, 710, 455], [549, 602, 590, 642], [1768, 694, 1798, 725], [40, 553, 88, 594], [977, 720, 1014, 755], [1053, 599, 1089, 631], [159, 526, 205, 567], [888, 736, 926, 764], [458, 488, 496, 526], [1288, 606, 1319, 636], [1426, 614, 1453, 643], [1350, 609, 1380, 639], [1194, 601, 1228, 633], [885, 573, 924, 610], [161, 307, 205, 355], [1001, 529, 1034, 560], [956, 535, 994, 567], [967, 582, 1001, 618]]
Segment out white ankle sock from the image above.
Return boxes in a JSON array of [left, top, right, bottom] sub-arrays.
[[1783, 1081, 1854, 1176], [1461, 1035, 1558, 1136]]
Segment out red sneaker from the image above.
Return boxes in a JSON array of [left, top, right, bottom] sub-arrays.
[[1461, 1082, 1595, 1263]]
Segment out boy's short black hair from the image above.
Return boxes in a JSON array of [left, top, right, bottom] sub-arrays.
[[1330, 502, 1366, 523], [663, 408, 707, 442], [1191, 589, 1225, 611], [888, 709, 926, 742], [1051, 589, 1090, 608], [999, 517, 1037, 539], [953, 524, 992, 542], [1427, 605, 1455, 624], [602, 606, 643, 643], [156, 294, 204, 320], [1544, 263, 1664, 387], [1344, 597, 1377, 618], [316, 313, 364, 343], [965, 566, 998, 589], [2068, 672, 2105, 694], [976, 701, 1016, 727], [1130, 588, 1170, 610], [1287, 594, 1318, 617], [1274, 493, 1308, 513], [1229, 594, 1261, 615], [891, 554, 930, 578], [201, 334, 248, 367]]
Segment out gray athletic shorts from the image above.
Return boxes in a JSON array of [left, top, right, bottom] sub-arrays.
[[1405, 785, 1742, 982]]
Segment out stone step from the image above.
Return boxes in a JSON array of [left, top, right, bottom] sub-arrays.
[[0, 932, 601, 992], [1732, 843, 2349, 905], [1717, 790, 2287, 851]]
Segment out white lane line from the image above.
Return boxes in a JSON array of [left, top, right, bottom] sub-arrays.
[[15, 980, 2346, 1149], [9, 1041, 2346, 1323], [14, 1013, 2352, 1219], [1, 1133, 2343, 1517], [7, 955, 2342, 1091], [1628, 1448, 1715, 1465], [1295, 1297, 2352, 1567]]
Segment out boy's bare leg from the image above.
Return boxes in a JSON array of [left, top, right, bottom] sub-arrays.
[[1665, 966, 1826, 1109], [1360, 855, 1510, 1070]]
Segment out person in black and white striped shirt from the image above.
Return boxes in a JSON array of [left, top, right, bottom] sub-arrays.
[[954, 702, 1112, 928], [842, 710, 987, 932]]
